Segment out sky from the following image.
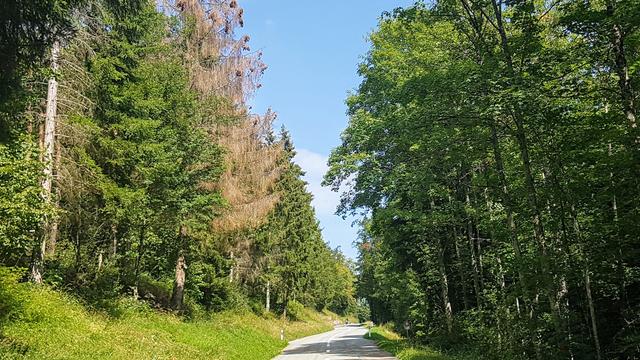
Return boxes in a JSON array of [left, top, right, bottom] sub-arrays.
[[240, 1, 414, 259]]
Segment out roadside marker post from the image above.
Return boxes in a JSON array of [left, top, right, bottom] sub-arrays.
[[404, 320, 410, 339], [280, 329, 284, 341]]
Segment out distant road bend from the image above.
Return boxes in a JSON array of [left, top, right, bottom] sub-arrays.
[[273, 324, 396, 360]]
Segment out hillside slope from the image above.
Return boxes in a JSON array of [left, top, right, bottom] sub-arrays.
[[0, 268, 336, 360]]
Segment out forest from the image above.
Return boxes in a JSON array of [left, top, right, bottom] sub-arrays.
[[2, 0, 640, 359], [325, 0, 640, 359], [0, 0, 356, 323]]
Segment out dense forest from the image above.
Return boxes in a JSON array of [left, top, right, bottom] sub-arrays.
[[325, 0, 639, 359], [0, 0, 355, 319]]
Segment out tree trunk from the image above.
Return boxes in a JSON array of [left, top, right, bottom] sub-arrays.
[[74, 221, 81, 273], [486, 3, 560, 350], [283, 288, 289, 319], [30, 40, 60, 283], [570, 204, 602, 360], [46, 137, 62, 256], [171, 253, 186, 310], [229, 251, 234, 283], [97, 251, 103, 273], [111, 223, 118, 258], [266, 280, 271, 312], [42, 40, 59, 210], [475, 225, 485, 290], [171, 225, 188, 310], [466, 190, 482, 307], [610, 20, 638, 144], [584, 267, 602, 360], [453, 225, 470, 310], [608, 143, 627, 308], [439, 237, 453, 335]]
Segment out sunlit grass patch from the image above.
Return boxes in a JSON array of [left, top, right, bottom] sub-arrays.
[[0, 268, 337, 360], [364, 325, 470, 360]]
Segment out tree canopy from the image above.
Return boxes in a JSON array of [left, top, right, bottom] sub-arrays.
[[326, 1, 639, 358]]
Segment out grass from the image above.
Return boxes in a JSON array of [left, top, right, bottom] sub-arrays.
[[364, 325, 472, 360], [0, 268, 338, 360]]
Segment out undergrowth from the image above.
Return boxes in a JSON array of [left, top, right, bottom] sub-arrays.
[[364, 325, 479, 360]]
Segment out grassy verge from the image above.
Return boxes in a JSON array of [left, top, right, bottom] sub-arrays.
[[0, 269, 337, 360], [364, 325, 472, 360]]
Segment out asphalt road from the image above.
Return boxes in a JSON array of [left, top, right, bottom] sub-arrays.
[[273, 324, 397, 360]]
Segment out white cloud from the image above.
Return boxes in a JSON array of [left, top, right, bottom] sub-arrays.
[[293, 148, 340, 216]]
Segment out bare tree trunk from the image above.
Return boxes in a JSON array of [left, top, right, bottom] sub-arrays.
[[584, 267, 602, 360], [466, 190, 482, 307], [229, 251, 234, 283], [476, 226, 485, 289], [439, 238, 453, 335], [610, 21, 638, 141], [453, 226, 470, 310], [570, 205, 602, 360], [171, 226, 188, 310], [74, 220, 81, 273], [609, 143, 627, 307], [97, 251, 103, 273], [46, 138, 62, 256], [171, 253, 186, 310], [30, 40, 60, 283], [283, 289, 288, 319], [42, 40, 59, 205], [111, 224, 118, 257], [266, 280, 271, 312]]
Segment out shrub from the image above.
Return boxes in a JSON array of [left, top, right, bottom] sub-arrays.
[[285, 300, 305, 321], [137, 273, 172, 308]]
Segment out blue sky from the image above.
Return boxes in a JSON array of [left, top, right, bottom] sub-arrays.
[[240, 1, 414, 259]]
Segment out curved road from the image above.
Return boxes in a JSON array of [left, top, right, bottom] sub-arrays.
[[273, 324, 396, 360]]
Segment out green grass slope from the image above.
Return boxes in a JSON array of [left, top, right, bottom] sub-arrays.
[[365, 326, 476, 360], [0, 268, 335, 360]]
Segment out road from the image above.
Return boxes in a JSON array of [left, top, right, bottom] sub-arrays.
[[273, 324, 397, 360]]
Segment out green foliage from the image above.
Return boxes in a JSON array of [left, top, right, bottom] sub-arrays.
[[0, 138, 51, 264], [285, 300, 306, 321], [250, 129, 356, 316], [327, 1, 640, 359], [355, 298, 371, 323], [33, 0, 229, 314], [186, 261, 247, 312]]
